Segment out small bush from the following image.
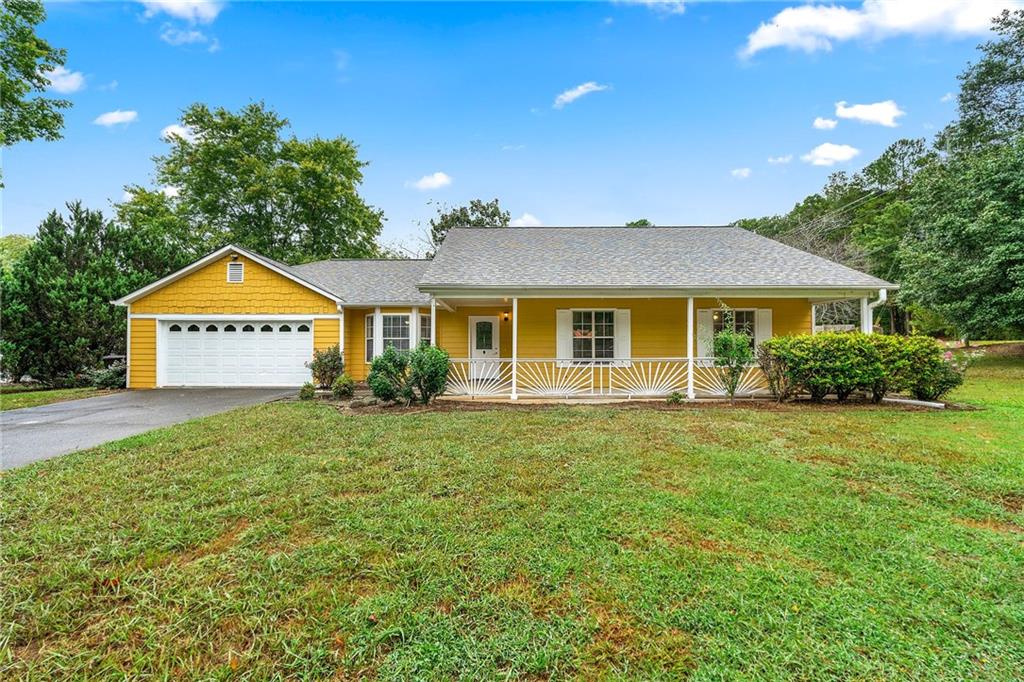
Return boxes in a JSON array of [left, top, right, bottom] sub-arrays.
[[306, 344, 344, 389], [331, 374, 356, 399], [761, 333, 882, 402], [666, 391, 685, 405], [911, 361, 964, 401], [51, 372, 91, 389], [712, 311, 754, 403], [298, 382, 316, 401], [367, 345, 412, 404], [86, 361, 127, 389], [756, 340, 795, 402], [408, 343, 449, 404]]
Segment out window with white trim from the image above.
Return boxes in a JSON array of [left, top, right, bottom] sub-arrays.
[[419, 313, 432, 345], [572, 310, 614, 360], [383, 314, 410, 352], [712, 309, 755, 350], [365, 314, 374, 362], [227, 261, 244, 283]]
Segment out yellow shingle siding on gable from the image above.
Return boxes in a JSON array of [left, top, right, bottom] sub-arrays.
[[131, 254, 337, 315], [128, 317, 157, 389]]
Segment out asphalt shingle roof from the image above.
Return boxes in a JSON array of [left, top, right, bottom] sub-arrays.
[[419, 226, 894, 290], [292, 259, 432, 305]]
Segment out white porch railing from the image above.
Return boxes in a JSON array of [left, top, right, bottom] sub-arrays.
[[445, 358, 769, 399]]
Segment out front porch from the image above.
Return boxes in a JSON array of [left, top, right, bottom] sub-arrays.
[[429, 292, 881, 400]]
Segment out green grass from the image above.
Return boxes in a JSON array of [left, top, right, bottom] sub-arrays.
[[2, 354, 1022, 679], [0, 386, 105, 411]]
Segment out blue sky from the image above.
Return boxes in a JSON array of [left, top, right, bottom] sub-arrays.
[[4, 1, 1012, 252]]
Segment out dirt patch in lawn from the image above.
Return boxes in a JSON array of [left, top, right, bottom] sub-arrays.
[[955, 517, 1024, 535]]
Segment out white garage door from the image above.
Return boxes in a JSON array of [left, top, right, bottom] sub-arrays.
[[160, 320, 314, 387]]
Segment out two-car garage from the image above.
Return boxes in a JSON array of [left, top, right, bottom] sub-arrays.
[[159, 319, 314, 387]]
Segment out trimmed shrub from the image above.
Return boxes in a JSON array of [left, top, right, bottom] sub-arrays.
[[367, 345, 413, 404], [408, 343, 449, 404], [306, 344, 344, 389], [298, 382, 316, 401], [911, 360, 964, 401], [86, 361, 127, 389], [867, 335, 942, 402], [666, 391, 685, 405], [331, 373, 356, 399], [756, 339, 796, 402], [761, 332, 882, 402]]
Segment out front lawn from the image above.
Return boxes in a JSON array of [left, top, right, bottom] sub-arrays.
[[0, 386, 105, 411], [2, 354, 1022, 679]]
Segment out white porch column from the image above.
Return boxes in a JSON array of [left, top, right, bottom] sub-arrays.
[[411, 307, 420, 347], [511, 297, 518, 400], [686, 296, 695, 400], [860, 297, 872, 334], [373, 306, 383, 357], [430, 298, 437, 346]]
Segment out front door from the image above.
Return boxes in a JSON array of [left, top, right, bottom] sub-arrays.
[[469, 316, 500, 380]]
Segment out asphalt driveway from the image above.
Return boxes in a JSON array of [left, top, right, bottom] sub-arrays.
[[1, 388, 293, 470]]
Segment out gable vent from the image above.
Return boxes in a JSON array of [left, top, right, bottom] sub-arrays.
[[227, 261, 244, 283]]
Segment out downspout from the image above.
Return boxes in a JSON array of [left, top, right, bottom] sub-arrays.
[[863, 288, 887, 334]]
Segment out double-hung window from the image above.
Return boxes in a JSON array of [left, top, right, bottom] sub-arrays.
[[419, 313, 432, 345], [383, 315, 410, 352], [712, 309, 755, 350], [365, 315, 375, 362], [572, 310, 614, 360]]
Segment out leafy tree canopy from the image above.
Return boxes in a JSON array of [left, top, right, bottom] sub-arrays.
[[0, 233, 33, 272], [625, 219, 654, 227], [427, 198, 510, 253], [0, 0, 69, 148], [118, 102, 385, 264]]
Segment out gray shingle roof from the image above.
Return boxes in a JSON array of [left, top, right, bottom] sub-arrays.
[[292, 259, 432, 305], [419, 226, 894, 290]]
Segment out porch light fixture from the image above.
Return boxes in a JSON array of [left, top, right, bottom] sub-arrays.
[[502, 311, 510, 322]]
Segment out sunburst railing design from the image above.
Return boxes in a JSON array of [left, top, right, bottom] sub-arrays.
[[446, 359, 513, 397], [691, 359, 768, 397], [610, 359, 689, 397], [516, 360, 594, 397]]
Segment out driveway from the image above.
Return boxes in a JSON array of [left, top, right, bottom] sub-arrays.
[[1, 388, 293, 470]]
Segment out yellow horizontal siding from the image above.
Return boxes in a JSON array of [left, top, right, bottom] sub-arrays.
[[313, 318, 340, 353], [132, 254, 336, 315], [129, 317, 157, 389]]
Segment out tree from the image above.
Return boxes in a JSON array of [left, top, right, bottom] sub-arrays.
[[0, 0, 70, 148], [427, 198, 509, 253], [0, 203, 184, 383], [118, 102, 385, 264], [940, 9, 1024, 150], [625, 219, 654, 227], [0, 233, 33, 272], [898, 137, 1024, 340]]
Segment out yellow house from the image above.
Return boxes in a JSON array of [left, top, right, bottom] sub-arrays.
[[113, 227, 894, 398]]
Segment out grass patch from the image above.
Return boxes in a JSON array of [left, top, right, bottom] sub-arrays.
[[0, 387, 106, 411], [2, 354, 1022, 679]]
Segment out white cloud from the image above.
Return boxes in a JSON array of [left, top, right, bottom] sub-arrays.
[[553, 81, 610, 109], [44, 66, 85, 94], [741, 0, 1024, 57], [140, 1, 223, 24], [161, 123, 196, 142], [801, 143, 860, 166], [731, 167, 752, 179], [99, 80, 119, 91], [603, 17, 614, 26], [617, 0, 686, 16], [767, 154, 793, 165], [813, 116, 838, 130], [161, 185, 181, 198], [835, 99, 905, 127], [940, 92, 955, 102], [511, 213, 543, 227], [93, 110, 138, 127], [501, 144, 525, 151], [407, 172, 452, 191], [159, 26, 209, 45]]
